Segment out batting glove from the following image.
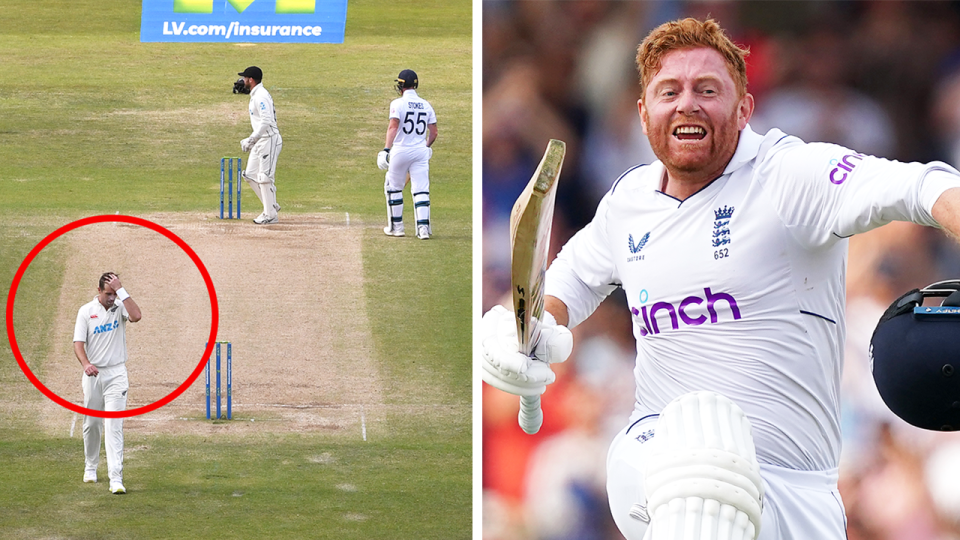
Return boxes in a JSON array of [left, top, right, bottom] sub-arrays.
[[480, 305, 573, 396], [426, 147, 433, 160], [240, 138, 252, 153], [377, 148, 390, 170]]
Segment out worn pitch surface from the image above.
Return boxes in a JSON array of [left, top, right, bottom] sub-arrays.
[[16, 212, 382, 437]]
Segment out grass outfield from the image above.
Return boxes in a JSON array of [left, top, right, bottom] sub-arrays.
[[0, 0, 471, 538]]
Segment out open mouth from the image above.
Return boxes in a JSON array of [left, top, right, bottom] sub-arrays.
[[673, 125, 707, 140]]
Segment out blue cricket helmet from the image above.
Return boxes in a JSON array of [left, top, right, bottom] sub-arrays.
[[870, 280, 960, 431]]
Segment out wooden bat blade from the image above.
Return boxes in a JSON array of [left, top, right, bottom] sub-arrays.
[[510, 139, 565, 357], [510, 139, 565, 434]]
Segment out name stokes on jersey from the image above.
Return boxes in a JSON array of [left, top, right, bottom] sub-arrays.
[[630, 287, 742, 336]]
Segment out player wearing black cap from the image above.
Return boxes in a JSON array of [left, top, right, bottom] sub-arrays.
[[238, 66, 282, 224], [377, 69, 438, 239]]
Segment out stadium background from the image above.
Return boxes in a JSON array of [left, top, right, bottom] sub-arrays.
[[482, 2, 960, 539]]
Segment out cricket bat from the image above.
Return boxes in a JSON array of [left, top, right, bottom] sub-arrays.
[[510, 139, 565, 434]]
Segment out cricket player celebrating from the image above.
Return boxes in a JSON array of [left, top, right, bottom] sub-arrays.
[[74, 272, 141, 494], [238, 66, 282, 225], [378, 69, 438, 239], [482, 18, 960, 540]]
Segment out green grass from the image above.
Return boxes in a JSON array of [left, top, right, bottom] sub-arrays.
[[0, 428, 469, 540], [0, 0, 472, 537]]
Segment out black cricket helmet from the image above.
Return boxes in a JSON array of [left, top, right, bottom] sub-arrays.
[[396, 69, 418, 95], [870, 280, 960, 431]]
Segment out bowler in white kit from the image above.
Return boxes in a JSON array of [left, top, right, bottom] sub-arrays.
[[481, 18, 960, 540], [378, 69, 438, 239], [74, 272, 141, 494], [238, 65, 282, 225]]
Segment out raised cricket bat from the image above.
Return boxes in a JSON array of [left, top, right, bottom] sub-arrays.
[[510, 139, 565, 434]]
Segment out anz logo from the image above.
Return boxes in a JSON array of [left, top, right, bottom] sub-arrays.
[[630, 287, 742, 337], [93, 321, 120, 335], [627, 232, 650, 262]]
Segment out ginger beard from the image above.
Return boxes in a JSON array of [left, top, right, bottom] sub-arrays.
[[642, 104, 741, 177]]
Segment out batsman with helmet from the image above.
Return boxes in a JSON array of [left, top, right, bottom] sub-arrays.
[[378, 69, 438, 239], [482, 17, 960, 540]]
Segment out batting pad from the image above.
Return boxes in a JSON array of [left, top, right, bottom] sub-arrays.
[[384, 189, 403, 226], [413, 191, 431, 231], [644, 392, 764, 540]]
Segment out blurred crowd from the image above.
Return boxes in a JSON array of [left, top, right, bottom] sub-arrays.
[[482, 1, 960, 539]]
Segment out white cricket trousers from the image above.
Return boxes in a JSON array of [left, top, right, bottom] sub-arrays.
[[606, 416, 848, 540], [82, 363, 128, 484], [385, 145, 431, 193], [244, 133, 282, 219], [384, 146, 432, 231]]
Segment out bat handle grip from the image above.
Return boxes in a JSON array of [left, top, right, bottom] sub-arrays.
[[518, 395, 543, 434]]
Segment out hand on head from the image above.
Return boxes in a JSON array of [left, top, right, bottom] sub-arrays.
[[104, 273, 122, 292]]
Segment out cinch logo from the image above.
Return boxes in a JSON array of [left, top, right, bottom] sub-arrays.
[[93, 321, 120, 335], [829, 154, 864, 185], [174, 0, 315, 14], [630, 287, 742, 336]]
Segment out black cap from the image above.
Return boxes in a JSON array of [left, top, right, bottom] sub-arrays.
[[238, 66, 263, 81], [396, 69, 418, 89]]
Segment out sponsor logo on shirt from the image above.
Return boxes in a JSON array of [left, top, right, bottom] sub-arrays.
[[93, 321, 120, 335], [828, 153, 864, 185], [634, 428, 655, 443], [626, 232, 650, 262], [90, 315, 98, 319], [630, 287, 742, 336]]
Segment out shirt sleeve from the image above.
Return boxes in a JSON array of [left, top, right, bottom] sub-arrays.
[[545, 193, 620, 328], [389, 99, 401, 120], [758, 141, 960, 248], [427, 104, 437, 125], [73, 306, 87, 342]]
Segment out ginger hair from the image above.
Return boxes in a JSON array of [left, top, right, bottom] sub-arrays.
[[636, 18, 749, 98]]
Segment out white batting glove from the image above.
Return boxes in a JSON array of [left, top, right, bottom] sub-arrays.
[[480, 305, 573, 396], [426, 147, 433, 160], [377, 149, 390, 170], [240, 138, 252, 153]]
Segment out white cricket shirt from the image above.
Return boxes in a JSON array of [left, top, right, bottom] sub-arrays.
[[546, 125, 960, 471], [389, 90, 436, 148], [248, 84, 279, 141], [73, 297, 130, 368]]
